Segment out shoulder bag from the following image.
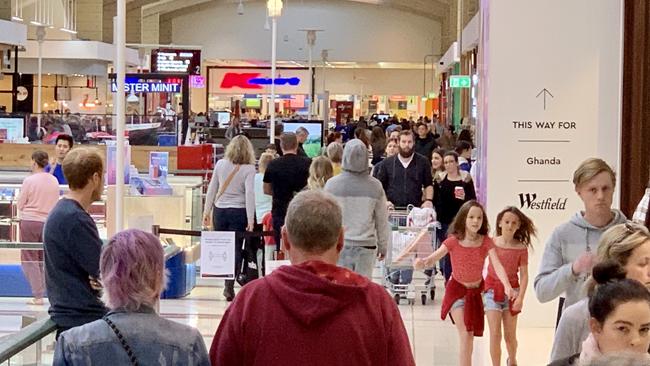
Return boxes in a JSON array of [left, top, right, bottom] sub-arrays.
[[103, 315, 139, 366]]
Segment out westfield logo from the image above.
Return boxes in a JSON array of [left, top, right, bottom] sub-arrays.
[[220, 73, 301, 89]]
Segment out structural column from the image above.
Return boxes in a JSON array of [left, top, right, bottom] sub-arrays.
[[620, 0, 650, 217]]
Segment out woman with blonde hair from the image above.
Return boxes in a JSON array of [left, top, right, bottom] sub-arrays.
[[550, 222, 650, 362], [326, 142, 343, 176], [307, 156, 333, 190], [203, 134, 256, 301]]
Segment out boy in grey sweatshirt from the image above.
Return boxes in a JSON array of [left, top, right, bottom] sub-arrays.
[[534, 210, 627, 309], [325, 139, 389, 279]]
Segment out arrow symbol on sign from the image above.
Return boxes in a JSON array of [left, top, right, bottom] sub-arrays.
[[536, 88, 554, 110]]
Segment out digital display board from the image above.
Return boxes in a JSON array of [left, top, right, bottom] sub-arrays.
[[151, 49, 201, 75]]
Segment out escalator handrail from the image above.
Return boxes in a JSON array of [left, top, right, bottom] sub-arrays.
[[0, 317, 57, 362]]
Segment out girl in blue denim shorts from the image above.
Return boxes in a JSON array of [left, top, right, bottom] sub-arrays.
[[484, 207, 537, 366]]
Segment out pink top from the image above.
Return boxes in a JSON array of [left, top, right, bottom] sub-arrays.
[[17, 172, 60, 222], [487, 246, 528, 285], [442, 235, 495, 283]]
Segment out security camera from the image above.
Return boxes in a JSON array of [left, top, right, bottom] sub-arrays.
[[439, 61, 444, 65]]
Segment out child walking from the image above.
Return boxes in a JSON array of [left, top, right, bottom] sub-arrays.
[[415, 200, 515, 366], [484, 207, 536, 366]]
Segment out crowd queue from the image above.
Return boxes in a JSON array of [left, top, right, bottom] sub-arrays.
[[14, 113, 650, 365]]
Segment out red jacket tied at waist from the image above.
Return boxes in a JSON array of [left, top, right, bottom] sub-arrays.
[[441, 277, 486, 337], [484, 275, 520, 316]]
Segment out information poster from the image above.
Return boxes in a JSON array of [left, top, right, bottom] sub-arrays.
[[0, 118, 24, 141], [106, 140, 131, 185], [478, 0, 623, 328], [200, 231, 236, 279], [149, 152, 169, 180]]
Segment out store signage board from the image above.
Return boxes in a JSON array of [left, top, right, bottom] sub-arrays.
[[220, 72, 301, 89], [449, 75, 471, 88], [478, 0, 623, 328], [190, 75, 205, 89], [151, 49, 201, 75], [209, 68, 311, 95], [111, 81, 182, 93]]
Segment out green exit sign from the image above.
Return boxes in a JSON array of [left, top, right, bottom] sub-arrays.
[[449, 75, 471, 88]]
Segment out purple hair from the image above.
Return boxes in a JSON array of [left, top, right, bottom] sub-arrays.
[[100, 229, 167, 311]]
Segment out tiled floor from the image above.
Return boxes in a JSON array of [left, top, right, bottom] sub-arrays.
[[0, 276, 555, 365]]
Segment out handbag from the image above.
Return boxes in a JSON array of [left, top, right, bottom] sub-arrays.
[[236, 233, 261, 286], [103, 315, 139, 366]]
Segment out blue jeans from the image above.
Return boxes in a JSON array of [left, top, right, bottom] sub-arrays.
[[389, 268, 413, 285], [213, 207, 246, 289], [438, 223, 452, 282], [338, 246, 376, 279]]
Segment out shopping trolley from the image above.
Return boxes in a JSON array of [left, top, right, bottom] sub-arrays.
[[383, 206, 440, 305]]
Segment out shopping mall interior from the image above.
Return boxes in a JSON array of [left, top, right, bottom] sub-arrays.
[[0, 0, 649, 365]]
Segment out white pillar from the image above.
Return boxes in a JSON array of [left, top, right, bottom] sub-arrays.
[[115, 0, 126, 231], [36, 26, 45, 129], [269, 17, 277, 143], [308, 44, 313, 118]]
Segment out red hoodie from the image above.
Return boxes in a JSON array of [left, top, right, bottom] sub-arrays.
[[210, 260, 415, 366]]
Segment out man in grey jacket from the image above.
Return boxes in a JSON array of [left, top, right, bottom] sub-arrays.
[[325, 139, 389, 279], [535, 158, 627, 314]]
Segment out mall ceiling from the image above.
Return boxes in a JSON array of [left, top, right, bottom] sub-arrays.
[[104, 0, 477, 54], [134, 0, 454, 23]]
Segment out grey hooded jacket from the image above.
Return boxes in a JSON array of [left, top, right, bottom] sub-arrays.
[[534, 210, 627, 309], [324, 139, 389, 255]]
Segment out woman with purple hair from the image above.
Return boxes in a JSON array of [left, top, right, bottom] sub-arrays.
[[53, 229, 210, 365]]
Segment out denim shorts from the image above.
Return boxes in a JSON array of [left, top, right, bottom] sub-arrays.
[[483, 289, 517, 311], [451, 297, 465, 310]]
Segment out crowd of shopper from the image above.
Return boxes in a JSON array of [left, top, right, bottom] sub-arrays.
[[12, 111, 650, 366]]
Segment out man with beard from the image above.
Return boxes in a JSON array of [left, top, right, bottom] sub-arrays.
[[44, 148, 107, 336], [376, 130, 434, 210]]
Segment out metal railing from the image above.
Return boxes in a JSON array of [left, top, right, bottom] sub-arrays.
[[0, 241, 181, 364], [0, 317, 57, 363]]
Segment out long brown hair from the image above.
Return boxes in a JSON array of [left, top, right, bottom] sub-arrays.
[[448, 200, 490, 240], [495, 206, 537, 247]]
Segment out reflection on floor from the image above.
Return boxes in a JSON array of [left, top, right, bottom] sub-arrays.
[[0, 276, 555, 366]]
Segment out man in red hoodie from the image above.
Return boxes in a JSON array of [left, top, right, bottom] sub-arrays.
[[209, 190, 415, 366]]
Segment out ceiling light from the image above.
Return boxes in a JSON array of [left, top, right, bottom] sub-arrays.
[[60, 28, 77, 34], [266, 0, 283, 18], [30, 21, 43, 26], [12, 16, 23, 22]]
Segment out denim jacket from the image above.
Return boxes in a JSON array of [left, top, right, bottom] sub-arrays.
[[53, 306, 210, 366]]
